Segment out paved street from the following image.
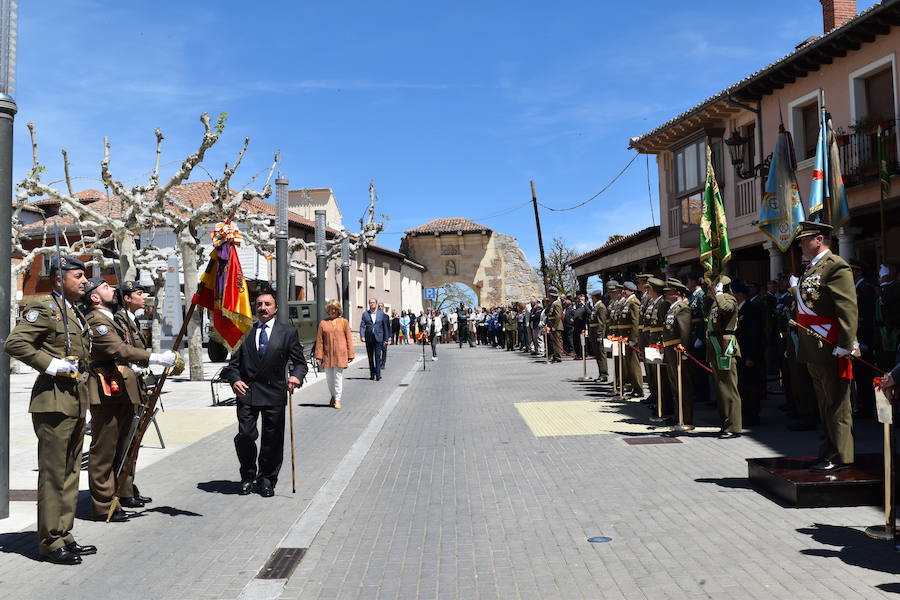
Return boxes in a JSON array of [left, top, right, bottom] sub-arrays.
[[1, 343, 898, 599]]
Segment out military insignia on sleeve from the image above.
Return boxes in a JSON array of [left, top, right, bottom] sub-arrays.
[[96, 324, 109, 335], [24, 310, 39, 323]]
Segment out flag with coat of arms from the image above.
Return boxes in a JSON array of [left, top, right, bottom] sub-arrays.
[[758, 125, 805, 252], [808, 107, 850, 228]]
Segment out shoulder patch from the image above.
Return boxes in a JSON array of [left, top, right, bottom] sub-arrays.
[[96, 324, 109, 335], [24, 309, 39, 323]]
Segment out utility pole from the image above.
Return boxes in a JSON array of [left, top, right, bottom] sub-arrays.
[[341, 236, 350, 320], [530, 180, 550, 297], [275, 174, 289, 326], [0, 0, 17, 520]]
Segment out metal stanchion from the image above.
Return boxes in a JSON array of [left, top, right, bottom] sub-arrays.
[[649, 356, 665, 422], [544, 331, 549, 364], [866, 383, 895, 543], [578, 332, 588, 381]]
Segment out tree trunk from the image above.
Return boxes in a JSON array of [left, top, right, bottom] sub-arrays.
[[10, 269, 21, 374], [117, 232, 137, 281], [178, 231, 204, 381]]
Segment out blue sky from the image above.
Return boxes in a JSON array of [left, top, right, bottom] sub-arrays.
[[13, 0, 880, 265]]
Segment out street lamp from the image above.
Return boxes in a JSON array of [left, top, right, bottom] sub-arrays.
[[314, 210, 327, 331], [0, 0, 17, 521], [274, 174, 289, 325], [341, 236, 350, 320], [724, 129, 771, 180]]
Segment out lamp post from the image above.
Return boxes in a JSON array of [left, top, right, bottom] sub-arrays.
[[275, 174, 289, 326], [724, 129, 771, 180], [314, 210, 327, 331], [341, 236, 350, 321], [0, 0, 17, 521]]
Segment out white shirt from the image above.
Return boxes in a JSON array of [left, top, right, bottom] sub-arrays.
[[255, 319, 273, 348], [809, 248, 830, 267]]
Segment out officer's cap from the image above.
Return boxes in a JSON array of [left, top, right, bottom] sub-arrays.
[[118, 280, 146, 295], [795, 220, 833, 240], [49, 255, 86, 272], [589, 288, 603, 297], [623, 281, 637, 291], [647, 276, 665, 290], [84, 277, 108, 296], [636, 273, 651, 281], [606, 279, 620, 289], [664, 278, 688, 293]]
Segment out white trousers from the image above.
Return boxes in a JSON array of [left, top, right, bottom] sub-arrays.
[[325, 367, 344, 401]]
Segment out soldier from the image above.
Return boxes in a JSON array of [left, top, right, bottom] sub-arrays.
[[4, 256, 95, 564], [114, 280, 159, 507], [662, 279, 694, 430], [706, 275, 742, 439], [643, 277, 669, 414], [620, 281, 644, 398], [82, 278, 177, 521], [686, 274, 709, 405], [793, 221, 858, 471], [503, 303, 518, 351], [606, 281, 623, 389], [588, 288, 609, 382], [546, 289, 564, 363], [876, 263, 899, 371], [636, 273, 652, 356], [733, 282, 765, 426]]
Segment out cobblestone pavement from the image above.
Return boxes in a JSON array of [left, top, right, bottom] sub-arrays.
[[2, 343, 898, 599]]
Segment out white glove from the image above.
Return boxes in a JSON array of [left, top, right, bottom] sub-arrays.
[[693, 338, 703, 349], [714, 282, 723, 294], [832, 347, 852, 357], [789, 275, 799, 288], [149, 351, 177, 367], [132, 366, 151, 376], [46, 357, 78, 376]]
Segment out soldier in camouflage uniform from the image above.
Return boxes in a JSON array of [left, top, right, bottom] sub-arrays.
[[4, 256, 96, 564], [706, 275, 742, 439]]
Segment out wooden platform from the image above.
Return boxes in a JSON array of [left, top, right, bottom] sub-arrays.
[[746, 454, 883, 508]]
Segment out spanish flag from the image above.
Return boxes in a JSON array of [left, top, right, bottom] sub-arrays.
[[192, 221, 253, 350]]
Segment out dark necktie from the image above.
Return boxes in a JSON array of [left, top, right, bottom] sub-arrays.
[[258, 323, 268, 357]]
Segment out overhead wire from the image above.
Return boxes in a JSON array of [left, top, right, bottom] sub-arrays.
[[538, 152, 639, 212]]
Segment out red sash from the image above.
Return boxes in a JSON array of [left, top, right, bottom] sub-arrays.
[[795, 313, 853, 379]]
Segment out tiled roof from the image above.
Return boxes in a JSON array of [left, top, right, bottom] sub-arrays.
[[404, 218, 491, 234], [566, 226, 660, 267], [629, 0, 900, 150]]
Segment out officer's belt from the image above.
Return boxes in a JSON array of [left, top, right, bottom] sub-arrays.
[[90, 360, 129, 370], [691, 318, 702, 323], [662, 339, 682, 348]]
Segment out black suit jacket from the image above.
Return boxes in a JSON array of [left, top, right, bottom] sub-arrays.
[[737, 300, 765, 362], [222, 320, 308, 407]]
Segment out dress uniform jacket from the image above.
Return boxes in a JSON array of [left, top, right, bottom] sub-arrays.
[[662, 298, 693, 425], [638, 293, 652, 349], [5, 293, 91, 555], [706, 292, 742, 433], [85, 308, 151, 516], [590, 300, 609, 377], [621, 294, 643, 394], [644, 295, 670, 411], [795, 250, 858, 464]]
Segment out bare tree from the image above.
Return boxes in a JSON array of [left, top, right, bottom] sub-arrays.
[[432, 282, 477, 313], [545, 236, 577, 296]]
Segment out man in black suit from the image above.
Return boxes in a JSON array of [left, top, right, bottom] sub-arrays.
[[734, 282, 765, 426], [851, 260, 877, 417], [360, 297, 391, 381], [223, 293, 307, 497]]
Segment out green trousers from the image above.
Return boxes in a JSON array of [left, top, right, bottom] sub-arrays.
[[807, 361, 854, 464], [88, 401, 136, 517], [713, 364, 741, 433], [625, 345, 643, 395], [665, 348, 694, 425], [32, 412, 84, 554]]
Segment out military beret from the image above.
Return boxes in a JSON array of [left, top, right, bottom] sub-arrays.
[[664, 278, 688, 292], [49, 255, 86, 272], [623, 281, 637, 291], [118, 280, 146, 295], [795, 220, 833, 240], [84, 277, 108, 295], [606, 279, 620, 288], [647, 277, 665, 290]]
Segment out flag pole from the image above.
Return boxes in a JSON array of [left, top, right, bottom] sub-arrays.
[[879, 126, 888, 261]]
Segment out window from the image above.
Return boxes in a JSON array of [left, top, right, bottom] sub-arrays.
[[788, 89, 822, 164], [668, 132, 721, 247], [40, 254, 52, 278], [356, 278, 364, 308], [674, 139, 704, 195], [384, 303, 391, 315], [850, 55, 897, 126], [367, 259, 375, 288], [382, 263, 390, 291]]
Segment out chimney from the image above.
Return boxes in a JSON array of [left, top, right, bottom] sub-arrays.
[[820, 0, 857, 32]]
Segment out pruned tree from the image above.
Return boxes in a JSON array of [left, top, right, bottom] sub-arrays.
[[545, 236, 577, 297], [432, 282, 477, 313]]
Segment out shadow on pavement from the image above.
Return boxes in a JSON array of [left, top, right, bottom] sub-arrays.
[[695, 477, 790, 506], [196, 480, 243, 495], [143, 506, 202, 517], [0, 531, 41, 562], [797, 523, 900, 576], [875, 582, 900, 594], [298, 403, 333, 408]]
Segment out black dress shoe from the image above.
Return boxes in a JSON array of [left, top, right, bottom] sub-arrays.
[[259, 486, 274, 498], [239, 481, 254, 495], [376, 375, 382, 381], [370, 375, 375, 380], [65, 541, 97, 555], [43, 547, 82, 565], [136, 494, 153, 504], [787, 423, 816, 432], [718, 432, 741, 439], [120, 497, 145, 508], [99, 508, 133, 522], [810, 460, 850, 472]]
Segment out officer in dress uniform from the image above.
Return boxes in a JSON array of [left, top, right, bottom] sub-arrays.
[[793, 221, 858, 471], [588, 288, 609, 382], [686, 275, 710, 405], [620, 282, 644, 398], [4, 256, 96, 565], [114, 281, 157, 507], [606, 281, 623, 389], [706, 275, 742, 439], [643, 277, 669, 412], [662, 279, 694, 430], [636, 273, 652, 356], [546, 289, 564, 363]]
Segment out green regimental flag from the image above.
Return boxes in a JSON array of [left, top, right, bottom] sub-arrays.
[[699, 145, 731, 285], [879, 125, 892, 198]]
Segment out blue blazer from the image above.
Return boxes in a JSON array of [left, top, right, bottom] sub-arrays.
[[360, 310, 391, 343]]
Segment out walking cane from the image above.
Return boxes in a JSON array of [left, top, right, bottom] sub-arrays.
[[649, 347, 664, 422], [288, 381, 296, 494]]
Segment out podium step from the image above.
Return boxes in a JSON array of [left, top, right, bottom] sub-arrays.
[[746, 454, 883, 508]]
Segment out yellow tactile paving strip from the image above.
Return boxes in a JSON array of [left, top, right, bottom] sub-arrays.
[[514, 400, 719, 437]]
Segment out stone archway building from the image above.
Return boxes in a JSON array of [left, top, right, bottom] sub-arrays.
[[399, 218, 543, 307]]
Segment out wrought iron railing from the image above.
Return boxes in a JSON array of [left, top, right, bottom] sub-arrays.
[[735, 178, 759, 217], [838, 118, 899, 188]]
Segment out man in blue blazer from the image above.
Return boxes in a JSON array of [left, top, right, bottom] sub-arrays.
[[360, 297, 391, 380]]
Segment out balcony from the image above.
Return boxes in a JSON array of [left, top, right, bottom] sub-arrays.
[[735, 178, 759, 218], [838, 118, 899, 188]]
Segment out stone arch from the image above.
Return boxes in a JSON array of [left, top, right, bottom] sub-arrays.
[[399, 218, 543, 308]]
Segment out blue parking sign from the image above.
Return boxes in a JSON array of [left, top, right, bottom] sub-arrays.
[[423, 287, 437, 300]]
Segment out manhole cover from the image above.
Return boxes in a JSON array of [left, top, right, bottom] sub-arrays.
[[256, 547, 307, 580], [622, 436, 682, 445], [587, 536, 612, 543]]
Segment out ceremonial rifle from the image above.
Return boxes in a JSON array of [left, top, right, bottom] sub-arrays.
[[52, 224, 77, 375]]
